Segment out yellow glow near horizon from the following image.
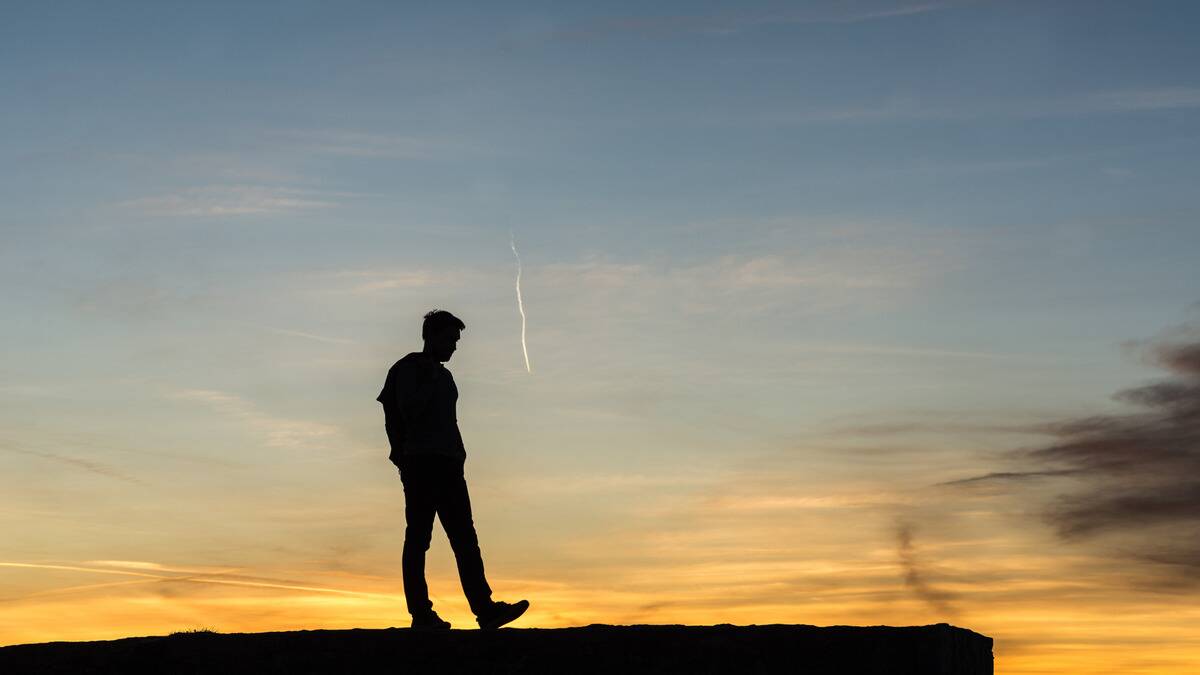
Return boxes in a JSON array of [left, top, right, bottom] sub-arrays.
[[3, 554, 1200, 673]]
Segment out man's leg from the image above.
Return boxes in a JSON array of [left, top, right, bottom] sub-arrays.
[[399, 457, 438, 617], [435, 459, 494, 617]]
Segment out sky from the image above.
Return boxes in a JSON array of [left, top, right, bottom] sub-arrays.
[[2, 0, 1199, 671]]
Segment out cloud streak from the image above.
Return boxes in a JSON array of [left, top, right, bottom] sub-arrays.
[[118, 185, 351, 217]]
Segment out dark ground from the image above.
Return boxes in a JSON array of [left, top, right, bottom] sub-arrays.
[[0, 623, 993, 674]]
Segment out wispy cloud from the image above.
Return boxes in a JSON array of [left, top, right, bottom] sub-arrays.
[[506, 471, 713, 496], [72, 277, 194, 320], [838, 419, 1046, 438], [796, 343, 1025, 361], [266, 327, 357, 346], [0, 560, 395, 602], [702, 491, 908, 513], [714, 254, 915, 290], [575, 248, 931, 291], [117, 185, 352, 217], [166, 152, 313, 185], [1083, 86, 1200, 114], [330, 270, 440, 294], [934, 469, 1079, 487], [0, 442, 145, 486], [814, 86, 1200, 125], [316, 268, 480, 295], [539, 1, 977, 41], [272, 129, 487, 160], [532, 240, 957, 317], [172, 389, 338, 450]]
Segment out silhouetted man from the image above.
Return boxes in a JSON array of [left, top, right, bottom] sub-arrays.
[[377, 309, 529, 630]]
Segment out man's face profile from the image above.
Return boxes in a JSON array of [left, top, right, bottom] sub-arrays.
[[427, 327, 460, 362]]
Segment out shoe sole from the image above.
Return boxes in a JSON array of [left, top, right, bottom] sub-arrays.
[[478, 600, 529, 630]]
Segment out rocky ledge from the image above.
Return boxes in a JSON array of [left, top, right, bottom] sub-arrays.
[[0, 623, 992, 674]]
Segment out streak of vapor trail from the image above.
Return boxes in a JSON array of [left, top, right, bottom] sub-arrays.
[[510, 230, 532, 373]]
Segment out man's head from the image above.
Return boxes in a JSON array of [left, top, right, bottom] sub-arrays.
[[422, 309, 465, 362]]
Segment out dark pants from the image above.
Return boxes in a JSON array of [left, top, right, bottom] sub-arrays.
[[397, 454, 493, 617]]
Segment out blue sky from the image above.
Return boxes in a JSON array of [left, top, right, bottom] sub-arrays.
[[3, 2, 1200, 670]]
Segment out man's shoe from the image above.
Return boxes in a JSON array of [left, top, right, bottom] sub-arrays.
[[410, 611, 451, 630], [476, 599, 529, 630]]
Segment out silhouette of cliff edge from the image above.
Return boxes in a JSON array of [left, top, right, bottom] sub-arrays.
[[0, 623, 993, 674]]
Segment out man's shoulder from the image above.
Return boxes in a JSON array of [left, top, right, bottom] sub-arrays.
[[390, 352, 439, 375], [394, 351, 427, 365]]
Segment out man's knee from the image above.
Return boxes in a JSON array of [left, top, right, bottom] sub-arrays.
[[445, 521, 480, 550], [404, 525, 434, 551]]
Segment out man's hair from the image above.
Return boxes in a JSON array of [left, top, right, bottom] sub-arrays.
[[422, 309, 466, 340]]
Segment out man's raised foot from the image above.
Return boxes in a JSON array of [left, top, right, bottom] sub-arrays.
[[476, 599, 529, 630]]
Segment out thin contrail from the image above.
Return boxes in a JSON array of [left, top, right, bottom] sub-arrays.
[[509, 230, 532, 373]]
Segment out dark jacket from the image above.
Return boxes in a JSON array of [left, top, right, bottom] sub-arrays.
[[377, 352, 467, 464]]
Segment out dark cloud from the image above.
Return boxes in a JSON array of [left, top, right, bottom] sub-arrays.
[[945, 328, 1200, 581], [1047, 482, 1200, 539], [1150, 339, 1200, 375], [895, 521, 959, 618]]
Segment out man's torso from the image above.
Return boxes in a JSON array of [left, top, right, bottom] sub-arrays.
[[378, 352, 466, 461]]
